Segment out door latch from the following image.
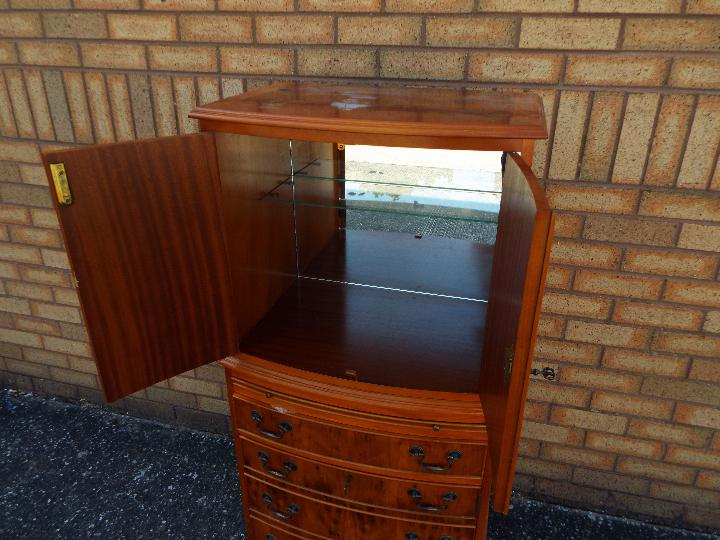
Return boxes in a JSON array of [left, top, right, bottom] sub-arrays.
[[530, 367, 556, 381], [49, 163, 72, 205]]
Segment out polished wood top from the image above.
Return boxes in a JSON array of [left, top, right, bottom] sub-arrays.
[[190, 82, 547, 140]]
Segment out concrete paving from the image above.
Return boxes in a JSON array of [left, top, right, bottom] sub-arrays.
[[1, 389, 717, 540]]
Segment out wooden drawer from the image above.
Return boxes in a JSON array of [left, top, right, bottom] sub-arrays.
[[241, 438, 480, 520], [249, 513, 323, 540], [246, 474, 476, 540], [232, 393, 486, 480]]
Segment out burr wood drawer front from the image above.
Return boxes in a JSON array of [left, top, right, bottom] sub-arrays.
[[246, 475, 476, 540], [232, 395, 487, 479], [240, 437, 481, 520]]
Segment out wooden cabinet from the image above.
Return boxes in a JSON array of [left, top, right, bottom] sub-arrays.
[[42, 82, 553, 539]]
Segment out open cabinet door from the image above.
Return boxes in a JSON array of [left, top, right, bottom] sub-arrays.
[[43, 134, 238, 402], [479, 152, 554, 513]]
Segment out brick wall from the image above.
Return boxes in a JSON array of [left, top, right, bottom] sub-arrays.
[[1, 0, 719, 532]]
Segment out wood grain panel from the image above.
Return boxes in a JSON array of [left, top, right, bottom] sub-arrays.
[[42, 134, 238, 402], [478, 152, 554, 513], [246, 475, 476, 540], [214, 133, 296, 342], [233, 393, 486, 480], [191, 82, 547, 142], [240, 438, 481, 520]]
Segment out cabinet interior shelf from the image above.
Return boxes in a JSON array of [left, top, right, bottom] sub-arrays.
[[238, 228, 494, 394]]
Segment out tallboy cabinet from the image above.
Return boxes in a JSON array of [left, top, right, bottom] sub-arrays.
[[42, 82, 554, 540]]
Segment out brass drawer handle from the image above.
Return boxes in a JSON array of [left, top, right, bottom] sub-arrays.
[[257, 451, 298, 479], [262, 492, 300, 521], [409, 446, 462, 472], [407, 487, 458, 512], [405, 533, 453, 540], [251, 410, 292, 440]]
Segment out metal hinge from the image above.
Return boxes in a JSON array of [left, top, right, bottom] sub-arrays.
[[503, 344, 514, 385]]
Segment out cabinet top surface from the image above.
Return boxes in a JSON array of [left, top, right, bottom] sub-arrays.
[[190, 81, 547, 140]]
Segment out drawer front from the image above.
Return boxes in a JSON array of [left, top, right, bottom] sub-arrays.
[[249, 514, 323, 540], [246, 475, 475, 540], [241, 438, 480, 519], [233, 398, 486, 478]]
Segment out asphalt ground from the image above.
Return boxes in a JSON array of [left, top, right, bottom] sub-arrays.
[[1, 389, 717, 540]]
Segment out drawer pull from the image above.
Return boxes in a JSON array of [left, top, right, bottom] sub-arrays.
[[405, 533, 453, 540], [407, 487, 458, 512], [262, 492, 300, 521], [257, 451, 298, 479], [251, 410, 292, 440], [409, 446, 462, 472]]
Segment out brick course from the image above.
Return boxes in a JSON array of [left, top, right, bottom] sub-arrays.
[[0, 3, 718, 533]]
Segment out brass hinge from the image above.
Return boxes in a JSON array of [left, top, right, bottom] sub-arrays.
[[503, 344, 514, 385], [337, 143, 345, 151], [49, 163, 72, 205]]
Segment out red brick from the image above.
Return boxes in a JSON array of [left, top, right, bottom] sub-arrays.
[[15, 316, 60, 337], [611, 93, 660, 185], [545, 266, 573, 289], [380, 50, 465, 80], [426, 16, 515, 47], [299, 0, 381, 9], [339, 16, 421, 46], [179, 15, 252, 43], [18, 42, 80, 67], [591, 391, 674, 420], [257, 16, 332, 44], [0, 140, 39, 163], [75, 0, 139, 7], [150, 76, 177, 137], [602, 348, 687, 378], [468, 52, 562, 84], [687, 0, 720, 13], [386, 0, 473, 11], [527, 381, 591, 408], [697, 471, 720, 490], [664, 280, 720, 308], [108, 14, 177, 41], [80, 43, 147, 70], [520, 17, 620, 50], [516, 457, 572, 481], [669, 57, 720, 90], [574, 270, 663, 300], [586, 432, 663, 459], [219, 0, 291, 8], [546, 184, 638, 214], [677, 96, 720, 190], [84, 72, 114, 143], [143, 0, 214, 8], [552, 214, 584, 238], [548, 92, 590, 180], [63, 72, 93, 144], [535, 338, 600, 365], [613, 301, 704, 331], [24, 70, 54, 140], [565, 55, 668, 86], [0, 12, 42, 38], [667, 446, 720, 470], [645, 95, 695, 186], [522, 420, 584, 446], [642, 376, 720, 407], [541, 443, 615, 470], [689, 358, 720, 383], [640, 190, 720, 221], [674, 403, 720, 430], [0, 205, 30, 226], [579, 0, 681, 12], [42, 12, 107, 39], [169, 376, 222, 398], [297, 48, 376, 78], [43, 335, 91, 357], [550, 239, 620, 269], [221, 47, 294, 75], [565, 320, 649, 349], [537, 315, 564, 338], [5, 359, 48, 378], [650, 482, 720, 507], [148, 46, 217, 72], [551, 406, 627, 434], [678, 223, 720, 253], [523, 401, 549, 422], [652, 332, 720, 359], [579, 92, 623, 182], [616, 457, 695, 485], [623, 18, 720, 51], [573, 468, 649, 495], [9, 226, 61, 248], [560, 364, 642, 393], [543, 292, 610, 319], [628, 418, 710, 447]]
